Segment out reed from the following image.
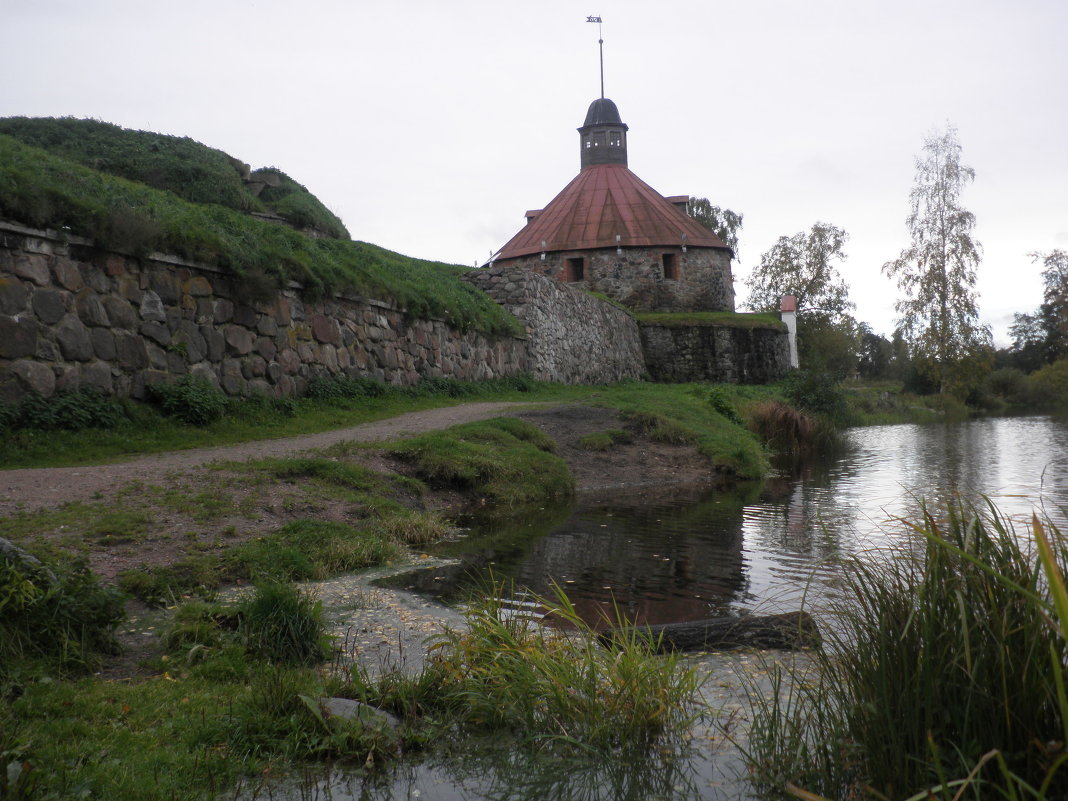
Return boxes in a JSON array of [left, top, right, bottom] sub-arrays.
[[746, 399, 843, 460], [742, 502, 1068, 800]]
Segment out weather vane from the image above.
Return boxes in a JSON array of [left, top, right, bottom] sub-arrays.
[[586, 15, 604, 99]]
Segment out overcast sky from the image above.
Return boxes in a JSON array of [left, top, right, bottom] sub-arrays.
[[4, 0, 1066, 345]]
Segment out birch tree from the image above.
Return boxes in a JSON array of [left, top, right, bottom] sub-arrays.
[[745, 222, 852, 317], [746, 222, 857, 375], [882, 125, 990, 396]]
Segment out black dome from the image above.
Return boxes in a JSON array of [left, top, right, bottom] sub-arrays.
[[582, 98, 625, 128]]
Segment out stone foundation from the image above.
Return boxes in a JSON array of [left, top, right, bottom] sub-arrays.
[[640, 322, 789, 384]]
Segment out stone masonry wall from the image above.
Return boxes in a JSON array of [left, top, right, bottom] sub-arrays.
[[0, 221, 529, 402], [463, 264, 644, 384], [497, 245, 735, 313], [640, 322, 789, 384]]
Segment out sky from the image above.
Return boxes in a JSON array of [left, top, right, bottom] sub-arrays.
[[3, 0, 1066, 345]]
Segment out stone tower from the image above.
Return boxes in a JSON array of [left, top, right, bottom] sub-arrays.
[[488, 97, 735, 313]]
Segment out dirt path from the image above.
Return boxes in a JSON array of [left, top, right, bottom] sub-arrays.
[[0, 401, 539, 516]]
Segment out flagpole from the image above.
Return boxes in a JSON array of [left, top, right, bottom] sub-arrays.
[[586, 16, 604, 98]]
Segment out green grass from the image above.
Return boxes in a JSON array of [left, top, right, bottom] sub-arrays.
[[584, 382, 770, 479], [353, 582, 702, 753], [577, 429, 630, 450], [743, 502, 1068, 800], [390, 417, 574, 507], [635, 311, 786, 329], [0, 116, 346, 236], [0, 376, 549, 469], [0, 132, 521, 335]]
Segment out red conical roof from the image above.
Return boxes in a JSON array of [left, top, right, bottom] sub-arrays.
[[493, 163, 728, 261]]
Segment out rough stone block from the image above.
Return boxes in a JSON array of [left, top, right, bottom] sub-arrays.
[[31, 288, 68, 325], [0, 279, 30, 316], [115, 331, 149, 369], [91, 328, 117, 361], [140, 290, 166, 323], [9, 359, 55, 397], [184, 276, 213, 297], [55, 314, 94, 361], [149, 272, 180, 305], [147, 343, 168, 370], [140, 321, 172, 347], [103, 295, 138, 329], [213, 298, 234, 323], [254, 336, 277, 361], [52, 258, 84, 291], [12, 253, 51, 286], [224, 325, 255, 355], [278, 348, 301, 375], [75, 289, 111, 327], [311, 314, 339, 345], [117, 276, 142, 303], [103, 255, 126, 276], [232, 305, 258, 328], [80, 361, 113, 393]]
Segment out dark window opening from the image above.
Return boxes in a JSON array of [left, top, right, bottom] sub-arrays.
[[565, 257, 585, 282], [662, 253, 677, 280]]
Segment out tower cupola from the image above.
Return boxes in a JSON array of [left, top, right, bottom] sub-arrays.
[[578, 97, 628, 169]]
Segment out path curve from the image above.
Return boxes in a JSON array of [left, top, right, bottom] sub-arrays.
[[0, 401, 539, 516]]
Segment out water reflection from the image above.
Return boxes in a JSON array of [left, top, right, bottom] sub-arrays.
[[381, 482, 764, 626], [263, 740, 708, 801], [384, 415, 1068, 627]]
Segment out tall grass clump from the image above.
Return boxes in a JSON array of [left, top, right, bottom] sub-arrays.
[[239, 581, 330, 666], [746, 399, 842, 461], [744, 502, 1068, 800], [0, 547, 124, 675], [354, 583, 701, 752]]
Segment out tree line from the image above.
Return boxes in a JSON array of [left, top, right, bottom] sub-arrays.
[[689, 125, 1068, 405]]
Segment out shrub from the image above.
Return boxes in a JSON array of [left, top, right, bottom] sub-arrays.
[[0, 387, 128, 432], [304, 374, 388, 401], [705, 385, 743, 425], [239, 582, 330, 665], [781, 369, 847, 421], [1032, 358, 1068, 407], [146, 375, 227, 425], [0, 550, 124, 673]]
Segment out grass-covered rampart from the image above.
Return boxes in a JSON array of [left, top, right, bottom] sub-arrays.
[[0, 116, 348, 237], [0, 129, 521, 336], [635, 311, 786, 329]]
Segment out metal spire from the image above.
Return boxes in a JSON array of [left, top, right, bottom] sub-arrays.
[[586, 15, 604, 98]]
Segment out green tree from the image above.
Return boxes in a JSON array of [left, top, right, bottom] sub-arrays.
[[882, 125, 991, 397], [745, 222, 857, 376], [744, 222, 852, 317], [686, 198, 743, 258], [856, 323, 895, 380], [1007, 311, 1047, 373], [1033, 249, 1068, 362]]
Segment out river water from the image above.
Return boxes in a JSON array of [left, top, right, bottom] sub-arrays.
[[297, 414, 1068, 801]]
